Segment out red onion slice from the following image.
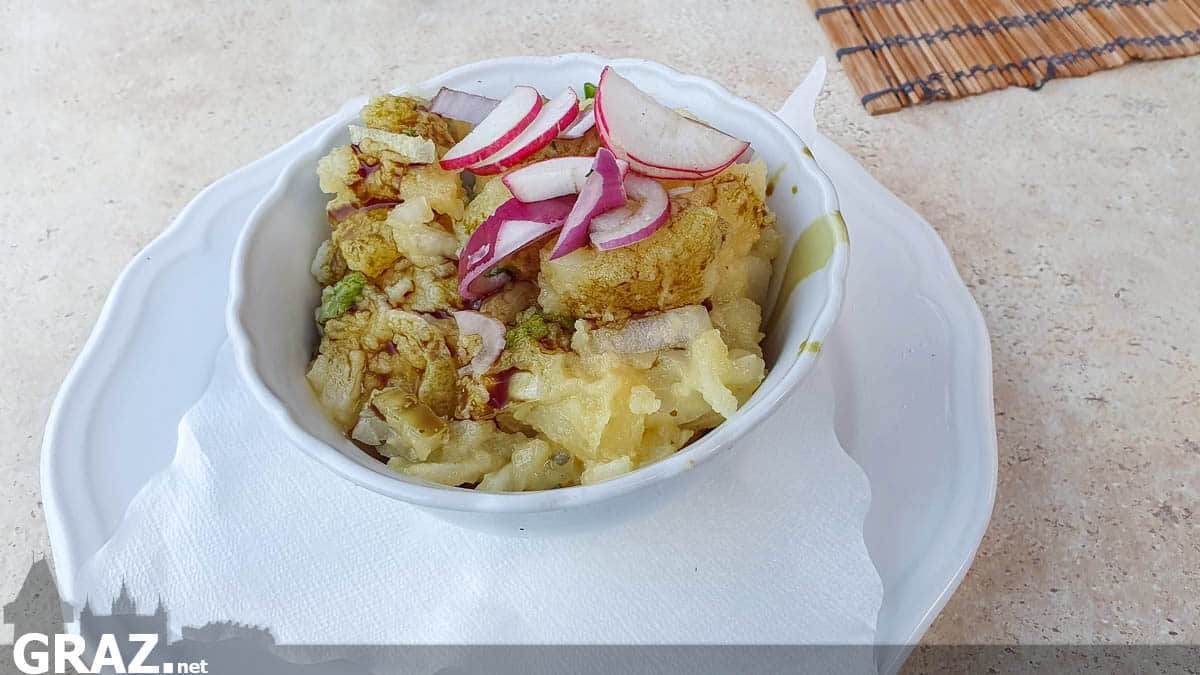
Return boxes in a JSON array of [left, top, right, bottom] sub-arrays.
[[457, 196, 575, 299], [453, 311, 506, 377], [588, 174, 671, 251], [429, 87, 500, 124], [549, 148, 626, 260], [458, 196, 575, 277], [440, 86, 543, 170], [487, 368, 519, 408]]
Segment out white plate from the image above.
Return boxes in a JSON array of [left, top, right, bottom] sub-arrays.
[[41, 63, 995, 675]]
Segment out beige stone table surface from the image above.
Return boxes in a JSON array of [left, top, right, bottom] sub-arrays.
[[1, 0, 1197, 663]]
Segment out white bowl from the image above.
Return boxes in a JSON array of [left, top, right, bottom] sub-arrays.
[[227, 54, 848, 522]]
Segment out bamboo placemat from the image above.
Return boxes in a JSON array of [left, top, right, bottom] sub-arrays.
[[811, 0, 1200, 113]]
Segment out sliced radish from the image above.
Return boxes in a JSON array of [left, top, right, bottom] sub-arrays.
[[457, 196, 575, 299], [453, 310, 506, 377], [467, 88, 581, 176], [622, 155, 710, 180], [594, 103, 707, 181], [440, 86, 542, 170], [595, 67, 748, 180], [429, 87, 499, 124], [502, 156, 629, 203], [557, 100, 596, 139], [589, 174, 671, 251], [549, 148, 627, 260], [460, 219, 564, 299]]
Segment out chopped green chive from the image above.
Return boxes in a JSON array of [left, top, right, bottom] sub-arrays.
[[584, 82, 597, 99]]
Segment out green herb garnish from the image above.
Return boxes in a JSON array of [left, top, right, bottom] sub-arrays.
[[504, 310, 574, 348], [318, 272, 367, 322], [401, 129, 419, 137], [506, 313, 549, 349], [584, 82, 597, 99]]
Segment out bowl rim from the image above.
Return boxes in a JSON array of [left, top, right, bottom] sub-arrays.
[[226, 53, 848, 514]]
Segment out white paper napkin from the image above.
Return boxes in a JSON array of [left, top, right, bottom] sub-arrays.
[[74, 345, 880, 650]]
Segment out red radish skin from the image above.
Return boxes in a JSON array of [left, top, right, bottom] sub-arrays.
[[428, 87, 499, 124], [502, 156, 629, 202], [457, 196, 575, 299], [440, 86, 543, 170], [589, 174, 671, 251], [595, 67, 748, 179], [468, 88, 580, 176], [622, 155, 711, 180], [624, 147, 740, 178], [557, 100, 596, 139], [549, 148, 627, 260]]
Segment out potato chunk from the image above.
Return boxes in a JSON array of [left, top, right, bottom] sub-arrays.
[[537, 205, 722, 321], [360, 94, 457, 151], [399, 164, 466, 221], [332, 209, 400, 278]]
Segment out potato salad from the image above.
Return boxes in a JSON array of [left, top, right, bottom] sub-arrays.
[[306, 68, 781, 491]]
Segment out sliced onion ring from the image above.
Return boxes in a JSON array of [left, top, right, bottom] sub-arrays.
[[429, 87, 499, 124], [550, 148, 626, 260], [458, 196, 575, 284], [588, 174, 671, 251], [453, 311, 506, 377], [458, 196, 575, 299]]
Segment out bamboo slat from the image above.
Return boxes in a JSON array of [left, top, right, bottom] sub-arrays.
[[809, 0, 1200, 113]]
